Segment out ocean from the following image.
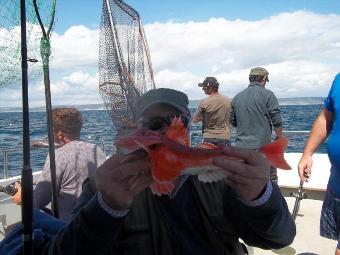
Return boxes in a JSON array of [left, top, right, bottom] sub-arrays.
[[0, 103, 327, 178]]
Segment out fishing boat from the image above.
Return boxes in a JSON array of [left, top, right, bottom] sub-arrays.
[[0, 146, 337, 255], [1, 0, 337, 254]]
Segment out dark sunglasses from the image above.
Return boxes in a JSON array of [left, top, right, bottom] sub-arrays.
[[140, 115, 190, 131]]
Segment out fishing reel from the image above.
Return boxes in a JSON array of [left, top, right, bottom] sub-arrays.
[[0, 181, 19, 196]]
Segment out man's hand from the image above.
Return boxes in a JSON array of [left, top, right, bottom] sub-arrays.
[[11, 182, 22, 205], [213, 146, 270, 201], [297, 154, 312, 182], [95, 150, 153, 211]]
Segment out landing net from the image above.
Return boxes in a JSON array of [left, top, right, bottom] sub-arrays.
[[0, 0, 55, 87], [99, 0, 156, 136]]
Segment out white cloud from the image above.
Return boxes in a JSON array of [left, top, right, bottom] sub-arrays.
[[1, 10, 340, 107], [0, 71, 101, 108], [143, 11, 340, 99], [50, 25, 99, 69]]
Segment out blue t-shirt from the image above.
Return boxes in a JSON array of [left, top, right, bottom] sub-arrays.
[[324, 73, 340, 195]]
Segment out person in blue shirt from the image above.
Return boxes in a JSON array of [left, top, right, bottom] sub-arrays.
[[298, 73, 340, 255]]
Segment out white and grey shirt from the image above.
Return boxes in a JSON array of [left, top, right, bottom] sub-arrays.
[[33, 140, 106, 221]]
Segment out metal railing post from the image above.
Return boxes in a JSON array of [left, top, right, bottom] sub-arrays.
[[100, 139, 106, 155], [3, 150, 8, 179]]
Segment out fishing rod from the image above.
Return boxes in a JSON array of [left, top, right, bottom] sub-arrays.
[[32, 0, 59, 218], [20, 0, 33, 253], [290, 180, 307, 221]]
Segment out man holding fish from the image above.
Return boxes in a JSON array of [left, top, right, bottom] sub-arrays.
[[16, 88, 295, 254]]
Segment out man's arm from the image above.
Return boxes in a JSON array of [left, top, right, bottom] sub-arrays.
[[42, 194, 125, 255], [70, 178, 96, 218], [274, 126, 283, 139], [267, 93, 282, 137], [214, 146, 295, 249], [298, 109, 333, 181], [96, 146, 107, 166], [302, 108, 333, 156], [192, 102, 203, 124], [42, 150, 153, 254], [224, 183, 295, 249], [229, 103, 236, 127], [33, 154, 62, 209], [11, 156, 55, 206]]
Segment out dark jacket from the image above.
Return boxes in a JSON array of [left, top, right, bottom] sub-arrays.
[[40, 176, 295, 255]]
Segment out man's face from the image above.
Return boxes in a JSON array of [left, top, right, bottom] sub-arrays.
[[138, 104, 189, 134], [261, 75, 269, 86], [202, 85, 210, 95], [53, 130, 63, 144]]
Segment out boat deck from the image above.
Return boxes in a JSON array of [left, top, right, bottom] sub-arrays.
[[1, 192, 335, 255], [250, 196, 336, 255]]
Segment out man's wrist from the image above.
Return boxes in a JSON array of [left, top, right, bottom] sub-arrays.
[[97, 192, 130, 218], [302, 152, 313, 158], [242, 181, 273, 207], [252, 184, 267, 200]]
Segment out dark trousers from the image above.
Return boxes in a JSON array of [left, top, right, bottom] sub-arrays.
[[253, 148, 278, 183], [203, 138, 231, 146], [270, 166, 278, 184]]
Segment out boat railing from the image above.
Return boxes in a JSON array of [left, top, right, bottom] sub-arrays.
[[0, 130, 311, 181], [0, 147, 17, 180], [0, 138, 109, 181]]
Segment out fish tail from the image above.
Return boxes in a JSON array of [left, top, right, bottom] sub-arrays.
[[259, 137, 292, 170]]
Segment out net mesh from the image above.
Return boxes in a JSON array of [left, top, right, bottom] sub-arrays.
[[0, 0, 55, 87], [99, 0, 155, 136]]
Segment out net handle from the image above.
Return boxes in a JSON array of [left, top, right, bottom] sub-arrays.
[[32, 0, 56, 38]]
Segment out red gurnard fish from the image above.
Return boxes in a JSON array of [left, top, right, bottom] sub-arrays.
[[115, 117, 291, 195]]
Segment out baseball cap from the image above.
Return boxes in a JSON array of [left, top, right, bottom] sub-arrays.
[[135, 88, 190, 116], [198, 76, 219, 87], [249, 67, 269, 81]]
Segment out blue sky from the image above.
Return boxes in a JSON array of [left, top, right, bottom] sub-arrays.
[[55, 0, 340, 33], [1, 0, 340, 107]]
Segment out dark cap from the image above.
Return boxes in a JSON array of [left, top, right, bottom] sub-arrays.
[[198, 76, 219, 87], [135, 88, 190, 116], [249, 67, 269, 82]]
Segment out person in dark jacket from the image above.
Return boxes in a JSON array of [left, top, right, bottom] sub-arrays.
[[1, 88, 295, 255], [229, 67, 283, 183]]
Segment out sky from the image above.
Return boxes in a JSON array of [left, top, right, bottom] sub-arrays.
[[1, 0, 340, 107]]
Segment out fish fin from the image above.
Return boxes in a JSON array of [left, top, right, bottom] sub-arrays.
[[197, 142, 225, 151], [150, 146, 184, 181], [259, 137, 292, 170], [150, 180, 174, 196], [165, 116, 190, 146], [198, 170, 227, 183], [134, 140, 151, 153]]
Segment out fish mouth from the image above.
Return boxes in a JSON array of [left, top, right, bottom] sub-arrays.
[[115, 134, 163, 155]]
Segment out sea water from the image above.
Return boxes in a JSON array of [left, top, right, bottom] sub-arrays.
[[0, 104, 327, 178]]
